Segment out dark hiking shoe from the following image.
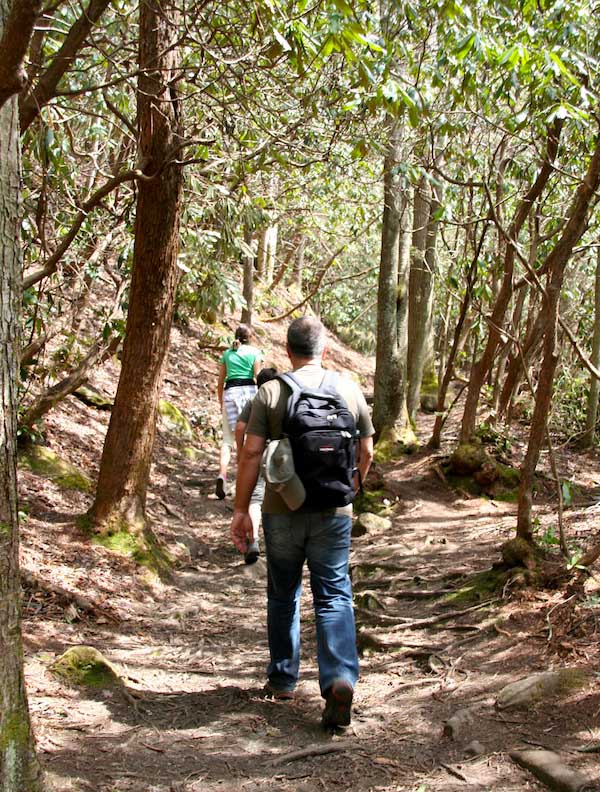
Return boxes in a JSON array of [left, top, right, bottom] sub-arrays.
[[244, 540, 260, 565], [322, 679, 353, 729], [215, 476, 226, 499], [264, 682, 295, 701]]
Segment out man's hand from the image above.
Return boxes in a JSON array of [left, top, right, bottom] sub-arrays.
[[230, 510, 253, 554]]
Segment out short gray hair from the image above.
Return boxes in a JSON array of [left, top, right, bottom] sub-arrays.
[[287, 317, 325, 358]]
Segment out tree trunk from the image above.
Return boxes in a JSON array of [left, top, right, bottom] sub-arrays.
[[429, 224, 486, 448], [256, 227, 267, 279], [517, 129, 600, 541], [582, 247, 600, 447], [406, 171, 440, 425], [0, 71, 44, 792], [459, 121, 562, 443], [89, 0, 183, 534], [372, 121, 412, 442], [491, 281, 528, 418], [264, 224, 278, 284], [293, 234, 306, 292], [498, 294, 544, 422], [241, 225, 254, 325]]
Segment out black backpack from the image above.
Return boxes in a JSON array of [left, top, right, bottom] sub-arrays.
[[277, 371, 358, 509]]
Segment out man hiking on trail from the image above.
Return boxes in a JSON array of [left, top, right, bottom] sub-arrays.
[[230, 316, 374, 729]]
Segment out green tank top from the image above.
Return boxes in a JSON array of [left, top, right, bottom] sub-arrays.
[[220, 344, 262, 381]]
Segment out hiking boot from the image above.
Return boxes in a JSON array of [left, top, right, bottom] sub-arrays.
[[244, 540, 260, 565], [215, 476, 226, 499], [322, 679, 353, 728], [264, 682, 295, 701]]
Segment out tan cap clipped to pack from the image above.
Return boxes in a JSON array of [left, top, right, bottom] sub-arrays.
[[264, 438, 306, 511]]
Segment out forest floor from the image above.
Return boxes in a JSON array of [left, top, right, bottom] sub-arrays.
[[18, 318, 600, 792]]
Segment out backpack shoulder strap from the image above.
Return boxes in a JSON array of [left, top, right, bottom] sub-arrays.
[[277, 372, 302, 393], [276, 373, 303, 422]]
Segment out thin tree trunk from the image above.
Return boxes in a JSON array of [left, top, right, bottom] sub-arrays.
[[429, 224, 487, 448], [492, 281, 528, 417], [372, 121, 411, 441], [582, 247, 600, 447], [264, 224, 278, 284], [517, 128, 600, 541], [256, 227, 267, 279], [0, 61, 44, 792], [498, 298, 544, 421], [293, 234, 306, 292], [89, 0, 183, 533], [406, 175, 432, 422], [460, 121, 562, 443], [241, 225, 254, 325]]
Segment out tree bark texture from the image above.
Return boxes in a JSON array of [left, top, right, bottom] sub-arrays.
[[90, 0, 183, 530], [0, 77, 44, 792], [373, 122, 411, 439], [407, 177, 442, 422], [241, 225, 254, 325], [459, 121, 562, 442], [517, 129, 600, 540]]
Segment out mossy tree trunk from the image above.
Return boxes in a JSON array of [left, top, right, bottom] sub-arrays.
[[89, 0, 183, 534], [372, 119, 411, 442], [408, 170, 443, 421], [0, 19, 45, 787], [517, 129, 600, 541], [406, 174, 431, 423]]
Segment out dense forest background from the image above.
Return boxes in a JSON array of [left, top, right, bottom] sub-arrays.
[[1, 0, 600, 789]]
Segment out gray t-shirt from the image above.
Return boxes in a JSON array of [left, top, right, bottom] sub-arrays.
[[246, 363, 374, 514]]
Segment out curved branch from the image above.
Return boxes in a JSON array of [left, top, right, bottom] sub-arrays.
[[0, 0, 41, 109], [19, 0, 111, 132]]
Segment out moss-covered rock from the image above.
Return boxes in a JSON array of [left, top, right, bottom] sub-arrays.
[[353, 488, 389, 515], [355, 512, 392, 534], [51, 646, 122, 689], [489, 463, 520, 502], [74, 384, 113, 410], [158, 399, 193, 439], [448, 441, 491, 476], [496, 668, 593, 709], [19, 445, 92, 492]]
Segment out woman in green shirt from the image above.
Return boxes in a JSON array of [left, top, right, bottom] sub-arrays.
[[216, 324, 262, 498]]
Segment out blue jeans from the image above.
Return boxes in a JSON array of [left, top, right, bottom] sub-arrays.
[[262, 511, 359, 696]]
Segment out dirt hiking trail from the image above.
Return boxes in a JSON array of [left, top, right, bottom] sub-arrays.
[[19, 320, 600, 792]]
